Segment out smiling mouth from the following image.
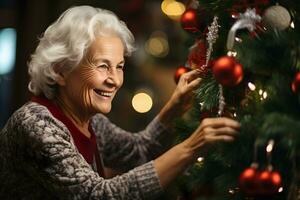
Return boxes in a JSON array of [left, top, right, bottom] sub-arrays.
[[94, 89, 114, 97]]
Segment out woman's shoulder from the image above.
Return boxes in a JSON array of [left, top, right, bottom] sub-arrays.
[[4, 101, 69, 137], [9, 101, 53, 124]]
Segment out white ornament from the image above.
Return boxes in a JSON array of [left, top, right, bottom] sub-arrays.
[[227, 8, 261, 51], [262, 5, 291, 31]]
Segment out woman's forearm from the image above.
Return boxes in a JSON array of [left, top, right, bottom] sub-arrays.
[[157, 99, 182, 129], [153, 143, 195, 188]]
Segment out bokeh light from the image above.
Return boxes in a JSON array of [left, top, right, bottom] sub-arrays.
[[161, 0, 185, 20], [132, 92, 153, 113], [145, 31, 169, 57], [0, 28, 16, 75]]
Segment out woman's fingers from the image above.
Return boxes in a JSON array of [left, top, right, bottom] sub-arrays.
[[178, 69, 201, 84], [186, 77, 202, 91], [176, 69, 202, 95], [204, 134, 235, 143], [200, 117, 241, 130], [187, 118, 240, 148], [202, 126, 239, 137], [188, 125, 238, 146]]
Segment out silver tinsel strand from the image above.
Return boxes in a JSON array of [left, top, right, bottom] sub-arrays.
[[218, 84, 226, 116], [206, 16, 220, 66], [204, 16, 226, 116]]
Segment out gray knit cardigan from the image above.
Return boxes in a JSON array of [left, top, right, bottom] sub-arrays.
[[0, 101, 169, 199]]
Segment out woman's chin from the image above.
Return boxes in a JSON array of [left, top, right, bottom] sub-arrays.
[[96, 105, 111, 114]]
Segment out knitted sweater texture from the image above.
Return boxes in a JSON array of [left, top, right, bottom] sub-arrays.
[[0, 101, 168, 200]]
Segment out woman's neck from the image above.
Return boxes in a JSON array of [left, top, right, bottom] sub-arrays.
[[54, 95, 91, 137]]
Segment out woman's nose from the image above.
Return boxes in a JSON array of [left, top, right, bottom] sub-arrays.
[[106, 68, 121, 86]]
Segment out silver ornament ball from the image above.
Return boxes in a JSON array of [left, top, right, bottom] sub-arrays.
[[262, 5, 291, 30]]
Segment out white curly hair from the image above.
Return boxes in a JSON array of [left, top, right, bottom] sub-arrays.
[[28, 5, 135, 99]]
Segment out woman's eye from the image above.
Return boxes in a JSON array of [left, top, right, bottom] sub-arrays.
[[117, 65, 124, 70], [97, 64, 109, 70]]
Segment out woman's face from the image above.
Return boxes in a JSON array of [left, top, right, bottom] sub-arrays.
[[59, 36, 125, 116]]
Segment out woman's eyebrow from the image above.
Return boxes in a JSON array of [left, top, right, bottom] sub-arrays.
[[95, 58, 125, 65]]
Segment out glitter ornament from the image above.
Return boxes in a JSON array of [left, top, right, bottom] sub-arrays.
[[262, 5, 291, 31], [292, 72, 300, 93], [174, 66, 191, 84], [212, 56, 243, 87]]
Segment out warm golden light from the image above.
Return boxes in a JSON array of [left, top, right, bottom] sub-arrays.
[[132, 92, 153, 113], [161, 0, 173, 14], [161, 0, 185, 20], [145, 31, 169, 57]]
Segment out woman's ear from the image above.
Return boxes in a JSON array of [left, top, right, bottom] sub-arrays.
[[53, 64, 66, 86], [56, 73, 66, 86]]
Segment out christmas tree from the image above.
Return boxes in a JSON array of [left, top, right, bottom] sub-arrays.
[[172, 0, 300, 199]]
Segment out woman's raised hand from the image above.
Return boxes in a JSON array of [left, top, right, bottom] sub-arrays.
[[158, 69, 202, 127], [182, 117, 240, 157], [154, 117, 240, 188], [170, 69, 202, 114]]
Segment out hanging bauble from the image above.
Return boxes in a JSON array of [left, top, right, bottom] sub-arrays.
[[291, 72, 300, 93], [212, 56, 243, 87], [262, 5, 291, 31], [180, 8, 207, 34], [257, 170, 282, 196], [239, 167, 259, 196], [174, 66, 191, 84]]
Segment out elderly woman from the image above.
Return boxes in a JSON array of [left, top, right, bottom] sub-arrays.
[[0, 5, 240, 200]]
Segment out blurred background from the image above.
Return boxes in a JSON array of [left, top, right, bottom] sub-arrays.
[[0, 0, 191, 131]]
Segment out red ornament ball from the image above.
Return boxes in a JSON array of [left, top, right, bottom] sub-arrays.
[[291, 72, 300, 93], [180, 8, 207, 34], [212, 56, 243, 86], [239, 167, 259, 196], [174, 66, 191, 84], [257, 170, 282, 195]]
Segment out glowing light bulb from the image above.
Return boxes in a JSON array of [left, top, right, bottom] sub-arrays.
[[290, 21, 295, 29], [235, 37, 242, 42], [227, 51, 237, 57], [197, 157, 204, 162], [248, 82, 256, 91], [263, 91, 268, 99], [266, 140, 274, 153]]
